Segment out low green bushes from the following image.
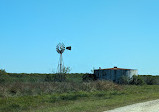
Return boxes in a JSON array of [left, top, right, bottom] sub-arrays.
[[0, 70, 84, 83], [1, 69, 159, 85], [129, 75, 146, 85]]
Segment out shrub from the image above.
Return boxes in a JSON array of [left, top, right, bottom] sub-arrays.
[[0, 81, 122, 97], [44, 74, 66, 82], [44, 75, 55, 82], [130, 75, 146, 85], [118, 76, 130, 84], [82, 73, 96, 82], [145, 76, 157, 85], [0, 75, 10, 83], [0, 69, 7, 75]]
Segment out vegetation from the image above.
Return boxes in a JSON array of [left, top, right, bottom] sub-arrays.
[[1, 69, 159, 112], [119, 75, 159, 85]]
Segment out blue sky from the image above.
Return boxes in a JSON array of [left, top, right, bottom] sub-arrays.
[[0, 0, 159, 75]]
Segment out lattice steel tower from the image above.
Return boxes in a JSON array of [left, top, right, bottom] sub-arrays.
[[56, 43, 71, 73]]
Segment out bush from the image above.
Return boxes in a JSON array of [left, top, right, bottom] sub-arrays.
[[0, 81, 122, 97], [118, 76, 130, 84], [44, 74, 66, 82], [145, 76, 157, 85], [44, 75, 55, 82], [0, 69, 7, 75], [82, 73, 96, 82], [0, 75, 10, 83], [130, 75, 146, 85]]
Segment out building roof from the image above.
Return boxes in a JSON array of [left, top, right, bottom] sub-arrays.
[[95, 67, 137, 71]]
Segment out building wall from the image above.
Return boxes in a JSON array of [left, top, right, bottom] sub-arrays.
[[94, 69, 138, 82]]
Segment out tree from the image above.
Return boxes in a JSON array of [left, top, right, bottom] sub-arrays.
[[0, 69, 7, 75]]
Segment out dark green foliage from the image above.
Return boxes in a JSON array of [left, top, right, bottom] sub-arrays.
[[118, 76, 130, 84], [0, 69, 159, 86], [82, 73, 96, 82], [44, 75, 56, 82], [129, 75, 159, 85], [1, 70, 159, 85], [0, 69, 7, 75], [66, 73, 84, 82], [130, 75, 146, 85], [44, 74, 67, 82], [0, 69, 8, 83], [0, 71, 85, 83], [140, 75, 158, 85], [0, 75, 7, 83]]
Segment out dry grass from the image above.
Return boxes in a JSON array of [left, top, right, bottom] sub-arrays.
[[0, 81, 122, 97]]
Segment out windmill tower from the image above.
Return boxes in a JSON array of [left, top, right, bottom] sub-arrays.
[[56, 43, 71, 74]]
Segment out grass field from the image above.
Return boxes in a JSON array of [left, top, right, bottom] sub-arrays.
[[1, 82, 159, 112], [1, 72, 159, 112]]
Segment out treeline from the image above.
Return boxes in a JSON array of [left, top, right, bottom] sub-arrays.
[[120, 75, 159, 85], [0, 69, 85, 83], [1, 69, 159, 85]]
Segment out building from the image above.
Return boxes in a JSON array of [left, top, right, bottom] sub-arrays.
[[94, 67, 138, 83]]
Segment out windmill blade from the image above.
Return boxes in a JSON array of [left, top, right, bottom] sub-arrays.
[[56, 43, 65, 54], [66, 46, 71, 50]]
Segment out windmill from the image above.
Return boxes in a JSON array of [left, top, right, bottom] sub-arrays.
[[56, 43, 71, 73]]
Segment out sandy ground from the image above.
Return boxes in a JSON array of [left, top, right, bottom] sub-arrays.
[[104, 99, 159, 112]]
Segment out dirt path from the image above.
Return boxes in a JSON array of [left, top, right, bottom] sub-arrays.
[[104, 99, 159, 112]]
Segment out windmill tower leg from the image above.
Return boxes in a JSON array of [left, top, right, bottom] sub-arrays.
[[60, 54, 62, 74]]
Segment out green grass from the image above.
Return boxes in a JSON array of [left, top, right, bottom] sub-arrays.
[[1, 85, 159, 112], [1, 71, 159, 112], [1, 70, 159, 111]]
